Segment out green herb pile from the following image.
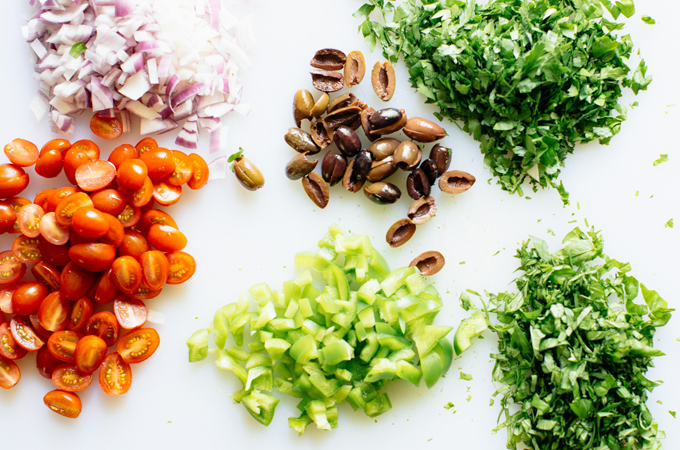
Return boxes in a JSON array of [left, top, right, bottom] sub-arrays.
[[356, 0, 652, 203], [464, 228, 671, 449]]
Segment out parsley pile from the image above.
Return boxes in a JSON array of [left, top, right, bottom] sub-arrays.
[[472, 228, 671, 449], [356, 0, 652, 203]]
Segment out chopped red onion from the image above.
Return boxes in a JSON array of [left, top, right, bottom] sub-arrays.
[[207, 155, 227, 180]]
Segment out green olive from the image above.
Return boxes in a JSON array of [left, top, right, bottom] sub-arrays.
[[233, 157, 265, 191], [293, 89, 314, 127]]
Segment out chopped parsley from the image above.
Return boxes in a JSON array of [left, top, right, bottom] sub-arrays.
[[653, 154, 669, 166]]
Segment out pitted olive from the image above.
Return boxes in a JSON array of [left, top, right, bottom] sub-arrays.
[[364, 182, 401, 205], [393, 141, 422, 171], [285, 128, 320, 154]]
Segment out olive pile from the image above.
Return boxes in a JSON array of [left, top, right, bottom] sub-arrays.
[[285, 48, 476, 248]]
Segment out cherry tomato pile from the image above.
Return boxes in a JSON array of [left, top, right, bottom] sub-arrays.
[[0, 137, 209, 419]]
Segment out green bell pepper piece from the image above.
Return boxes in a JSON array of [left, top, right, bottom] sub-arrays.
[[364, 392, 392, 418], [380, 267, 415, 297], [241, 390, 279, 426], [305, 399, 331, 431], [214, 350, 247, 386], [321, 339, 354, 366], [412, 325, 453, 357], [420, 338, 453, 388], [289, 413, 313, 435], [364, 359, 397, 382], [248, 282, 273, 305], [264, 338, 291, 361], [289, 335, 318, 364], [396, 360, 422, 386], [186, 328, 209, 362]]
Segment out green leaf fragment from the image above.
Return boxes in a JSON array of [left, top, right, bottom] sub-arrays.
[[641, 15, 656, 24], [665, 219, 674, 229], [653, 154, 668, 166], [69, 42, 87, 58], [459, 372, 472, 381]]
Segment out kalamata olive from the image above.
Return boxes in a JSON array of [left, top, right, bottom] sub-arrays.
[[345, 51, 366, 87], [406, 168, 431, 200], [403, 117, 447, 142], [386, 218, 416, 248], [285, 152, 318, 180], [310, 93, 330, 118], [293, 89, 314, 127], [420, 159, 439, 185], [310, 120, 332, 150], [393, 141, 422, 171], [342, 150, 373, 193], [369, 108, 402, 129], [323, 106, 362, 130], [311, 70, 344, 93], [285, 128, 320, 154], [302, 173, 329, 209], [429, 144, 452, 175], [360, 106, 377, 142], [364, 182, 401, 205], [370, 109, 407, 136], [407, 197, 437, 224], [232, 156, 265, 191], [310, 48, 347, 71], [372, 61, 396, 101], [367, 156, 397, 182], [333, 126, 362, 157], [369, 138, 400, 160], [439, 170, 476, 194], [409, 251, 445, 276], [321, 152, 347, 186], [328, 93, 358, 114]]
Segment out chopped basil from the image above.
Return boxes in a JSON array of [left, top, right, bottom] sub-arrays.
[[68, 42, 87, 58], [642, 15, 656, 24], [665, 219, 674, 229], [653, 154, 669, 166]]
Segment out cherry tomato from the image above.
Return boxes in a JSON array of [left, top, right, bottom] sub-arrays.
[[52, 364, 92, 392], [55, 192, 93, 227], [0, 322, 27, 360], [32, 262, 61, 292], [117, 158, 148, 190], [0, 250, 27, 284], [4, 138, 39, 167], [70, 139, 100, 160], [17, 203, 44, 238], [0, 310, 3, 323], [38, 240, 71, 268], [166, 251, 197, 284], [7, 197, 30, 234], [0, 355, 20, 389], [47, 187, 78, 213], [63, 147, 92, 185], [93, 269, 119, 304], [128, 281, 162, 301], [47, 330, 82, 363], [41, 139, 71, 155], [11, 235, 41, 264], [90, 112, 123, 140], [68, 243, 116, 272], [91, 189, 126, 216], [108, 144, 137, 169], [35, 149, 64, 178], [139, 209, 178, 235], [75, 335, 107, 373], [11, 282, 47, 316], [187, 153, 209, 190], [39, 212, 70, 245], [118, 204, 141, 228], [75, 160, 117, 192], [166, 150, 193, 185], [38, 291, 71, 332], [100, 213, 125, 247], [140, 148, 176, 182], [118, 230, 149, 259], [37, 346, 63, 378], [140, 250, 169, 291], [34, 188, 56, 210], [60, 261, 97, 301], [44, 389, 82, 418], [111, 256, 143, 295], [152, 181, 182, 206], [0, 164, 30, 198], [67, 297, 94, 332], [29, 313, 53, 340], [117, 327, 160, 364], [148, 224, 187, 252], [10, 316, 45, 351], [135, 137, 158, 155], [0, 201, 16, 233], [114, 297, 147, 330], [130, 176, 154, 207], [0, 284, 18, 314], [72, 207, 110, 238], [86, 311, 119, 347], [99, 352, 132, 395]]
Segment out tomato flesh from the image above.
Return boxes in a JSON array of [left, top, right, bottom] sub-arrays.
[[38, 291, 71, 332], [69, 140, 100, 161], [118, 204, 140, 228], [135, 137, 158, 155], [63, 148, 92, 185], [37, 346, 63, 378], [140, 148, 176, 182], [93, 269, 119, 305], [0, 284, 19, 314], [38, 240, 71, 268], [152, 181, 182, 206], [17, 204, 44, 238], [99, 352, 132, 395], [117, 327, 160, 364], [72, 207, 110, 238], [10, 316, 45, 351], [0, 250, 27, 284], [60, 261, 97, 301], [167, 151, 193, 185], [47, 330, 82, 363], [35, 149, 64, 178], [90, 112, 123, 140], [67, 297, 94, 331], [11, 235, 42, 264], [108, 144, 138, 169], [114, 298, 147, 330], [0, 355, 20, 389], [39, 212, 70, 245], [4, 139, 39, 167], [166, 251, 196, 284], [44, 389, 82, 418], [75, 335, 107, 373], [0, 322, 28, 360], [52, 364, 92, 392], [111, 256, 143, 295], [140, 250, 169, 290], [91, 189, 126, 216], [75, 160, 117, 192], [86, 311, 120, 347], [187, 153, 209, 189], [55, 192, 94, 226]]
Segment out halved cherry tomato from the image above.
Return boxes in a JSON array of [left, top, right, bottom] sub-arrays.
[[29, 313, 53, 340], [52, 364, 92, 392], [72, 207, 109, 238], [47, 330, 82, 363], [128, 281, 162, 301], [60, 261, 97, 301], [0, 201, 16, 233], [17, 203, 44, 238], [38, 240, 71, 268], [166, 150, 193, 185], [148, 224, 187, 252], [75, 335, 107, 373], [118, 230, 149, 259], [69, 139, 100, 161], [130, 176, 154, 207], [63, 147, 92, 185], [0, 284, 19, 314], [44, 389, 82, 418], [114, 298, 147, 330], [67, 297, 94, 332], [117, 204, 140, 228], [139, 209, 178, 235], [166, 251, 196, 285], [117, 159, 148, 190], [0, 250, 27, 284], [4, 138, 39, 167], [37, 346, 63, 378], [75, 160, 116, 192], [7, 197, 30, 234], [55, 192, 93, 226], [38, 291, 71, 332], [140, 148, 176, 182], [11, 235, 41, 264], [117, 327, 160, 364], [99, 352, 132, 395], [135, 137, 158, 155], [35, 149, 64, 178], [11, 282, 47, 316], [0, 164, 30, 198], [109, 144, 138, 169], [34, 188, 56, 210], [91, 189, 126, 216], [93, 269, 119, 304], [68, 243, 116, 272], [41, 139, 71, 155], [152, 181, 181, 206], [10, 316, 45, 351], [39, 212, 70, 245], [0, 310, 3, 323], [0, 355, 20, 389], [0, 322, 28, 360], [187, 153, 209, 190], [100, 213, 125, 247], [47, 187, 78, 213], [111, 256, 143, 295], [86, 311, 119, 347], [140, 250, 169, 290], [90, 112, 123, 140]]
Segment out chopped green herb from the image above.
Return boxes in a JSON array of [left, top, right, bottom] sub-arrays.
[[489, 398, 495, 406], [492, 251, 500, 256], [444, 402, 455, 410], [68, 42, 87, 58], [459, 261, 465, 265], [642, 15, 656, 24], [466, 395, 472, 402], [631, 101, 639, 108], [459, 372, 472, 381], [653, 154, 669, 166], [665, 219, 674, 229], [670, 411, 677, 418], [459, 292, 473, 311]]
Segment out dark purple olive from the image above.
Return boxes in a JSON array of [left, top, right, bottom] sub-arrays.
[[420, 159, 438, 185], [406, 168, 430, 200], [429, 144, 452, 175], [321, 152, 348, 186], [333, 125, 362, 157]]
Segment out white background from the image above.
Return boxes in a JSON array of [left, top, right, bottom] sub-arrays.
[[1, 0, 679, 448]]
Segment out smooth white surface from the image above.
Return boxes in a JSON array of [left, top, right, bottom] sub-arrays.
[[1, 1, 679, 449]]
